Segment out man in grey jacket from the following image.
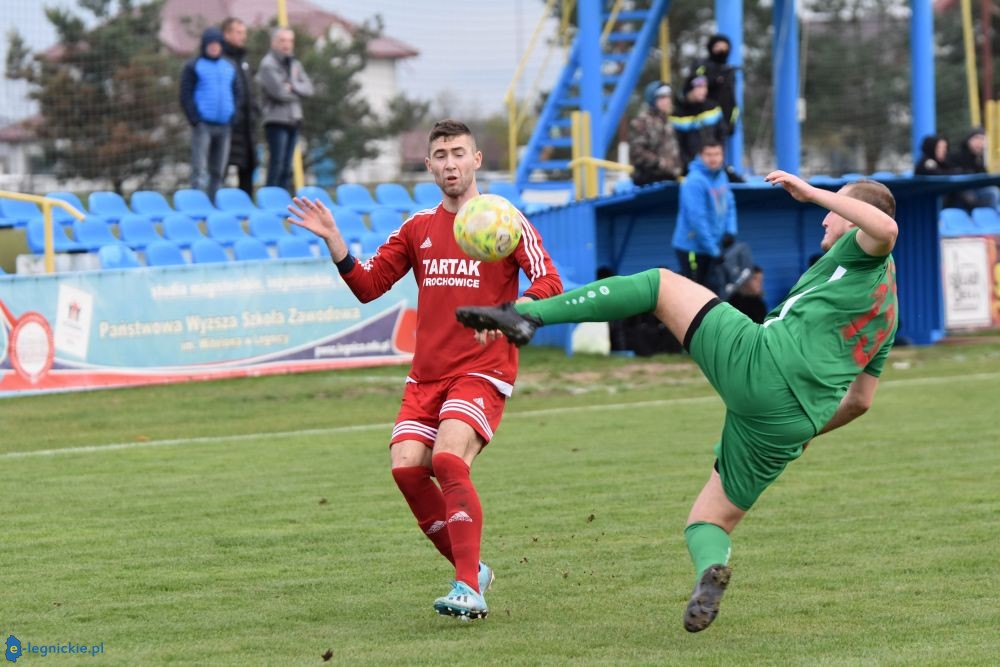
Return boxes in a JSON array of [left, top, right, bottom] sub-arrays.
[[256, 28, 314, 190]]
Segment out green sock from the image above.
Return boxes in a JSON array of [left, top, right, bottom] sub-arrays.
[[684, 522, 732, 577], [515, 268, 661, 324]]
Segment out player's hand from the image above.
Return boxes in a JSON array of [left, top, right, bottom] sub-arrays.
[[764, 170, 816, 203], [288, 197, 337, 240]]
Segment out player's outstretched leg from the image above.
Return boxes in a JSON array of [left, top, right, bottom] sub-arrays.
[[684, 564, 732, 632], [456, 268, 662, 346]]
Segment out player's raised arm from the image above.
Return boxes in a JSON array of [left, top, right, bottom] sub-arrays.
[[765, 170, 898, 256], [287, 197, 350, 261]]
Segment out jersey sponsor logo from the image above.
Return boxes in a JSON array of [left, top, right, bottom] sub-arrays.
[[473, 397, 485, 408], [420, 236, 432, 249], [421, 258, 482, 288], [448, 511, 473, 524]]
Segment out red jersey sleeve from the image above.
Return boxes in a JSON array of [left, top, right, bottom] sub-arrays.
[[340, 225, 413, 303], [513, 213, 563, 300]]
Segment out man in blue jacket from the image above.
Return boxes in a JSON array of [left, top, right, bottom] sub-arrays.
[[180, 27, 240, 198], [672, 141, 737, 296]]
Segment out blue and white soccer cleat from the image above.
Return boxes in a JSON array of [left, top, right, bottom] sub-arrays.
[[478, 561, 495, 595], [433, 580, 489, 620]]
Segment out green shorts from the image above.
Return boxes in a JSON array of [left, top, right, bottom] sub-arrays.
[[688, 301, 816, 511]]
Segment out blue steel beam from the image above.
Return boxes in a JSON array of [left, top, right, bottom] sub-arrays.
[[715, 0, 744, 174], [579, 0, 604, 154], [773, 0, 801, 173], [910, 0, 935, 167]]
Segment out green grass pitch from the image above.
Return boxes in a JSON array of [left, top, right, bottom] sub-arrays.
[[2, 343, 998, 665]]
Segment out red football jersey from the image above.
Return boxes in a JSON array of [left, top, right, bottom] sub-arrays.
[[340, 203, 562, 393]]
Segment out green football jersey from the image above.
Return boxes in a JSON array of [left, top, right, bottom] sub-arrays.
[[762, 229, 898, 432]]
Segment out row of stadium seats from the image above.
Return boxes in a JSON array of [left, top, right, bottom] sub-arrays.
[[939, 207, 1000, 237], [97, 236, 325, 270], [0, 180, 540, 231], [22, 205, 406, 257]]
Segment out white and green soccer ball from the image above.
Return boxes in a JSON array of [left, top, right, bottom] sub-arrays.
[[453, 194, 523, 262]]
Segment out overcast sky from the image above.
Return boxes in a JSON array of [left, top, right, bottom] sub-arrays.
[[0, 0, 563, 125]]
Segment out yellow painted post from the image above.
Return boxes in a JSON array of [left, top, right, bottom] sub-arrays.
[[276, 0, 304, 191], [660, 19, 671, 85], [42, 202, 55, 274], [961, 0, 981, 127], [580, 111, 597, 199], [571, 111, 583, 200]]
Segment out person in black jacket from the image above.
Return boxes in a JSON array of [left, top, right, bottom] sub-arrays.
[[670, 74, 725, 169], [948, 128, 999, 210], [914, 135, 955, 176], [692, 34, 739, 137], [222, 17, 259, 196]]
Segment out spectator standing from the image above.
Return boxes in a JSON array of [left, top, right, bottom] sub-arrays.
[[257, 28, 314, 191], [180, 27, 239, 199], [692, 34, 739, 137], [628, 81, 682, 186], [914, 135, 955, 176], [671, 74, 725, 168], [672, 141, 737, 295], [949, 127, 1000, 210], [222, 17, 259, 196]]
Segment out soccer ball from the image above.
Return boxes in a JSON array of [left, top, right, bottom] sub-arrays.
[[453, 194, 523, 262]]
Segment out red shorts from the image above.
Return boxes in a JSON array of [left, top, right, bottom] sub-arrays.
[[391, 375, 507, 447]]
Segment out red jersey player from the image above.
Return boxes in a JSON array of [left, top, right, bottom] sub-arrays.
[[287, 119, 562, 620]]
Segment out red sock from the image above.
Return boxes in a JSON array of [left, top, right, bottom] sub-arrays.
[[391, 466, 454, 565], [432, 453, 482, 592]]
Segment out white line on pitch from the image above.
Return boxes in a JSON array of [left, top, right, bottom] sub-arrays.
[[2, 371, 997, 461]]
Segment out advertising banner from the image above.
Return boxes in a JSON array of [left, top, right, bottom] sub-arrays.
[[0, 259, 417, 396], [941, 237, 994, 329]]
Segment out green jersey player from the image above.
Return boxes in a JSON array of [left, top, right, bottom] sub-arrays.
[[456, 170, 898, 633]]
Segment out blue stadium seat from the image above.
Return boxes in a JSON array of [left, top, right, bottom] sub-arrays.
[[215, 187, 260, 218], [296, 185, 336, 210], [329, 206, 369, 240], [247, 211, 291, 243], [26, 219, 87, 254], [233, 237, 271, 261], [871, 171, 896, 180], [613, 178, 636, 194], [88, 191, 134, 224], [277, 236, 315, 259], [191, 238, 230, 264], [369, 206, 402, 235], [98, 244, 142, 269], [206, 212, 250, 245], [145, 240, 188, 267], [336, 183, 379, 214], [73, 216, 119, 251], [939, 208, 976, 237], [486, 181, 528, 211], [375, 183, 419, 214], [413, 182, 443, 208], [130, 191, 174, 222], [173, 189, 219, 220], [255, 186, 294, 217], [162, 213, 206, 246], [0, 197, 42, 227], [119, 214, 162, 249], [839, 173, 865, 181], [46, 192, 98, 225], [971, 207, 1000, 234]]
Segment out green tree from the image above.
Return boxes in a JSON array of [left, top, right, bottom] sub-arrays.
[[246, 18, 429, 180], [6, 0, 186, 193]]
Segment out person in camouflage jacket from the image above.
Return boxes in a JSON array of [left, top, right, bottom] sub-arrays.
[[629, 81, 682, 186]]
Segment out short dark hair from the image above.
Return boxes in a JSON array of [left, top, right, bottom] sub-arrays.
[[220, 17, 244, 33], [842, 179, 896, 218], [700, 140, 723, 152], [428, 119, 476, 150]]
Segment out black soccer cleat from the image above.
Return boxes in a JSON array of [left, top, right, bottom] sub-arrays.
[[683, 564, 732, 633], [455, 302, 542, 347]]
